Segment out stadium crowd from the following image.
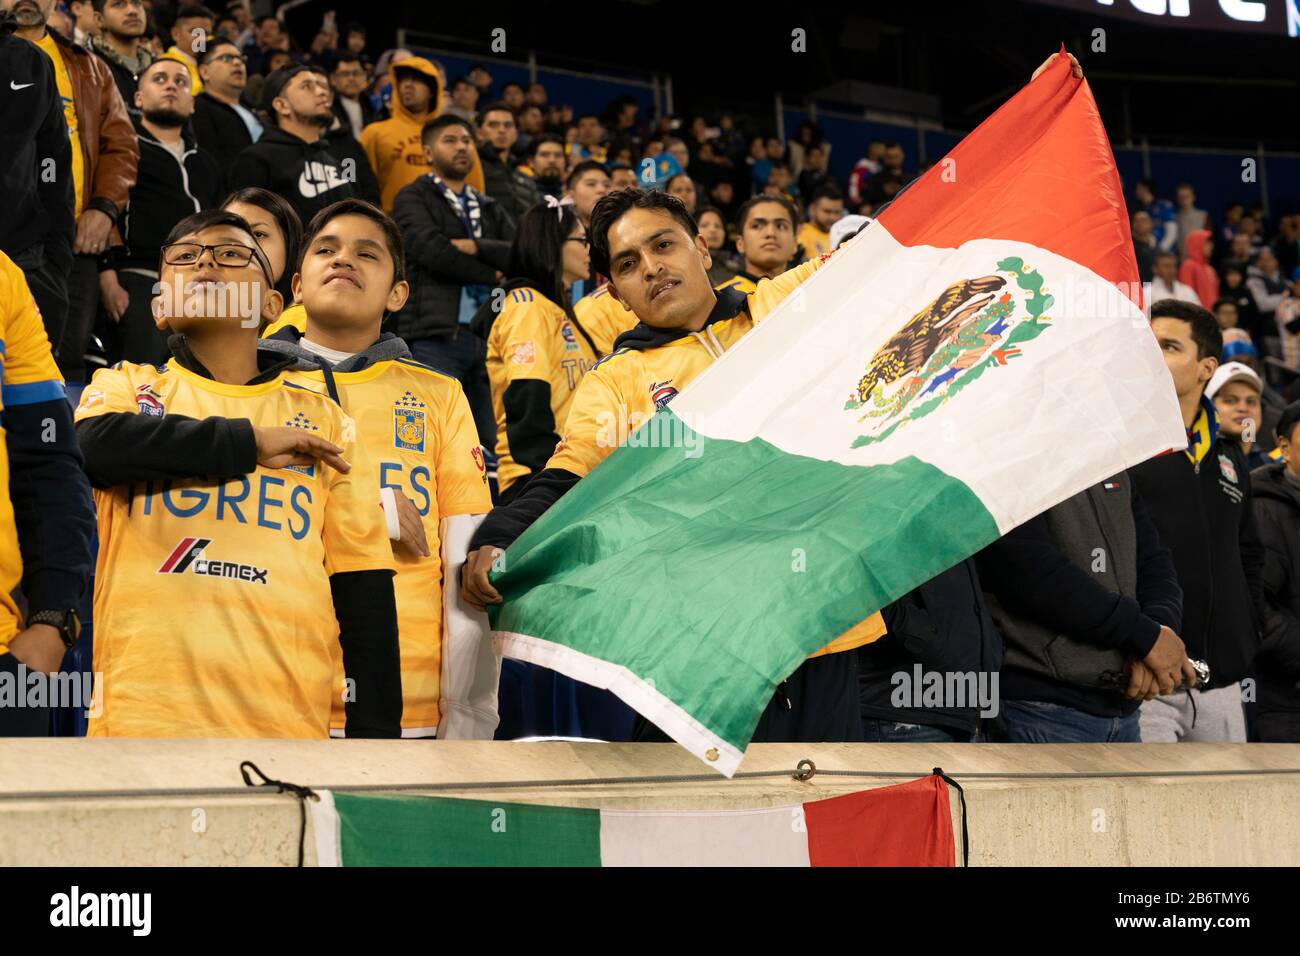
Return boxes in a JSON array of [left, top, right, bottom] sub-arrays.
[[1, 0, 1299, 747]]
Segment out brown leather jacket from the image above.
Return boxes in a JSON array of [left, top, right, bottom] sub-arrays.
[[50, 29, 138, 223]]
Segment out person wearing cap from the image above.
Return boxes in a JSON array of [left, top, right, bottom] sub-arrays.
[[1220, 329, 1285, 456], [1249, 400, 1300, 741], [830, 214, 871, 252], [1209, 361, 1273, 471], [1131, 299, 1267, 742], [227, 64, 381, 226]]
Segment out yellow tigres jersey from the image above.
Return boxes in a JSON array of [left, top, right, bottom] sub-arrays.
[[549, 253, 880, 657], [798, 223, 830, 261], [714, 272, 758, 295], [287, 357, 492, 733], [0, 253, 65, 654], [74, 360, 393, 738], [487, 287, 600, 494], [263, 303, 308, 338], [36, 35, 85, 216], [574, 284, 638, 356]]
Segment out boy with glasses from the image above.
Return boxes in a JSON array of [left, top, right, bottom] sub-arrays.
[[74, 209, 401, 738]]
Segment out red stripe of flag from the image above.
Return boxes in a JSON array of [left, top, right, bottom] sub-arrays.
[[803, 774, 955, 867], [877, 47, 1140, 309]]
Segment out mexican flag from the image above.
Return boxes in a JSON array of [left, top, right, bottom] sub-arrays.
[[489, 54, 1186, 775], [311, 774, 955, 866]]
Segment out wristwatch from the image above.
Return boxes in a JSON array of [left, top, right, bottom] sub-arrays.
[[28, 609, 82, 650]]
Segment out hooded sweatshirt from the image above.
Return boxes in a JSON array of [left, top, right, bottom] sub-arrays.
[[1178, 228, 1219, 310], [361, 56, 486, 213], [227, 125, 373, 227], [1249, 460, 1300, 715], [259, 325, 496, 738]]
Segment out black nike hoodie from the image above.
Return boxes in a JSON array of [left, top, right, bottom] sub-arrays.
[[226, 125, 377, 226]]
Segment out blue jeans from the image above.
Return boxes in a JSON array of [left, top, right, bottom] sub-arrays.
[[860, 718, 974, 743], [409, 330, 497, 465], [995, 699, 1140, 743]]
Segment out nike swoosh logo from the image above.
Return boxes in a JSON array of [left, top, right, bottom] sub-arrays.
[[298, 169, 323, 198], [11, 82, 35, 91]]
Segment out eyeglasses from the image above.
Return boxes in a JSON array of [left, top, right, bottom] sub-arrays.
[[161, 242, 271, 280], [212, 53, 247, 66], [566, 236, 590, 247]]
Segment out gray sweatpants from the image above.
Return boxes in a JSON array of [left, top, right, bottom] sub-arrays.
[[1139, 683, 1247, 742]]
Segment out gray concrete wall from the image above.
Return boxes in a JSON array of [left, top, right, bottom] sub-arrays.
[[2, 740, 1298, 865]]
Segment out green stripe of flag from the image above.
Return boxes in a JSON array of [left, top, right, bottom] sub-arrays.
[[489, 409, 999, 763], [333, 792, 601, 867]]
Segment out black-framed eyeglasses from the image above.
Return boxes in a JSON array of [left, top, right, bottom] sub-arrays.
[[212, 53, 247, 66], [161, 242, 272, 281], [566, 236, 590, 248]]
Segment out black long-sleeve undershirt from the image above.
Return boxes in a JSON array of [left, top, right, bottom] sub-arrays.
[[469, 467, 582, 551]]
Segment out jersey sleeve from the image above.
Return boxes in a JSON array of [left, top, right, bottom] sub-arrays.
[[546, 360, 630, 478], [495, 300, 558, 385], [322, 410, 395, 575], [435, 380, 493, 517], [1, 264, 64, 409], [73, 364, 138, 421], [751, 253, 832, 323]]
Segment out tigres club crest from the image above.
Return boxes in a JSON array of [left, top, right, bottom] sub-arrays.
[[471, 445, 487, 482], [845, 256, 1054, 448], [650, 380, 678, 410], [394, 390, 427, 453]]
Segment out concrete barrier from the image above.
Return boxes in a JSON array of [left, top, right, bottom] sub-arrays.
[[2, 739, 1298, 865]]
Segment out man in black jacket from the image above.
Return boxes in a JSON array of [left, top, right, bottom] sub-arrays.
[[1132, 299, 1265, 742], [859, 559, 1001, 742], [477, 101, 539, 223], [0, 253, 96, 736], [192, 37, 260, 177], [228, 64, 380, 226], [0, 12, 75, 346], [976, 474, 1192, 742], [87, 0, 151, 114], [1248, 401, 1300, 741], [392, 114, 514, 462], [98, 57, 222, 365], [328, 51, 375, 140]]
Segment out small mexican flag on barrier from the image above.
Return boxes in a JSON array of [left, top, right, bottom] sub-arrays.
[[311, 774, 956, 867]]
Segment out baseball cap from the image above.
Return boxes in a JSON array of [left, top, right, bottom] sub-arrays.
[[830, 214, 871, 251], [1206, 360, 1262, 400], [1276, 399, 1300, 444], [260, 64, 323, 111]]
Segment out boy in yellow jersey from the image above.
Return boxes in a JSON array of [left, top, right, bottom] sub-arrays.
[[74, 209, 401, 738], [469, 204, 601, 502], [713, 195, 801, 296], [462, 188, 880, 743], [259, 199, 497, 739], [0, 252, 96, 736]]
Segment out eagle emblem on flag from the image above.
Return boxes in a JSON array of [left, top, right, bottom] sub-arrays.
[[846, 256, 1055, 447]]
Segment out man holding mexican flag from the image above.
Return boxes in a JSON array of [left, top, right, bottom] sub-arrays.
[[462, 50, 1190, 775]]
